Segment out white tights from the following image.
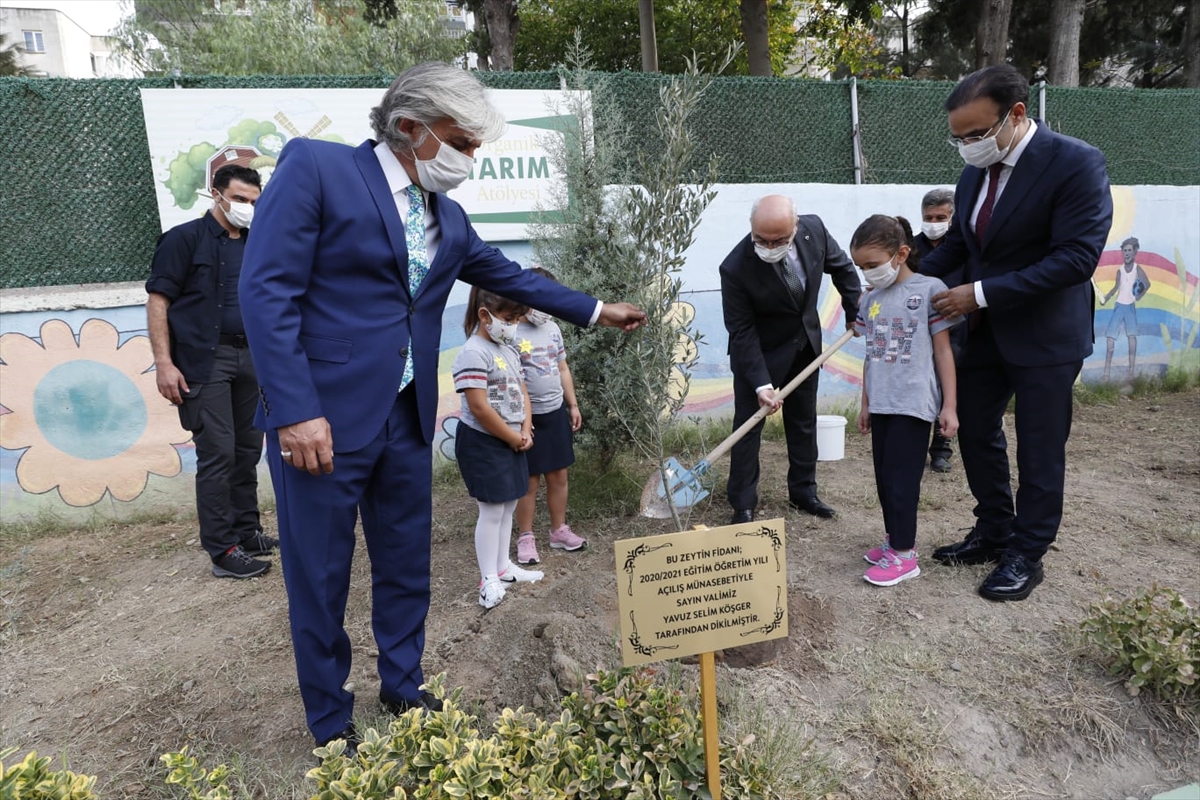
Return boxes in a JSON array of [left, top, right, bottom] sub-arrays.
[[475, 499, 516, 580]]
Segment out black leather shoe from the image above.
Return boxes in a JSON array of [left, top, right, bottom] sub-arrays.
[[929, 454, 951, 473], [978, 553, 1043, 602], [931, 526, 1010, 565], [789, 495, 836, 519], [316, 725, 360, 755], [380, 691, 444, 716], [729, 508, 754, 525]]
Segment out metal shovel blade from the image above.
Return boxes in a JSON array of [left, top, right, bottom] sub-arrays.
[[639, 457, 711, 519]]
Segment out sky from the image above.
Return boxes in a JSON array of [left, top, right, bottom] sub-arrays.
[[0, 0, 126, 36]]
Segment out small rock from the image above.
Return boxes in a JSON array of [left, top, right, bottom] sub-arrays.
[[950, 661, 963, 672], [237, 591, 247, 598], [574, 611, 586, 619], [906, 609, 924, 621], [368, 648, 380, 657], [182, 680, 195, 693], [532, 622, 549, 638], [343, 680, 356, 693], [468, 619, 481, 633], [1147, 405, 1161, 412], [79, 577, 89, 584], [186, 538, 198, 547]]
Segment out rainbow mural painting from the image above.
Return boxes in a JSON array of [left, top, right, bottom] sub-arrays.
[[1, 183, 1196, 519]]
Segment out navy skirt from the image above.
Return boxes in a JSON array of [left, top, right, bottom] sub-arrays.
[[455, 422, 529, 503], [527, 404, 576, 475]]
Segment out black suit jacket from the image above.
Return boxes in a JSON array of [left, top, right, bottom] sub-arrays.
[[920, 122, 1113, 367], [720, 214, 862, 390]]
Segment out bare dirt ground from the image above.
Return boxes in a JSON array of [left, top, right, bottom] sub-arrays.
[[1, 387, 1198, 798]]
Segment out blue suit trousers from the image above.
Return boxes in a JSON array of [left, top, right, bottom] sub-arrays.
[[268, 387, 432, 742]]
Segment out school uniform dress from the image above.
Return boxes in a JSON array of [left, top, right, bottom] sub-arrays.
[[452, 336, 530, 503]]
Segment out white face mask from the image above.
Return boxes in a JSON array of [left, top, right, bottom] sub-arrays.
[[218, 193, 254, 228], [754, 243, 790, 263], [862, 259, 900, 289], [412, 123, 475, 193], [526, 310, 551, 327], [484, 311, 519, 346], [956, 109, 1014, 169], [922, 220, 949, 240]]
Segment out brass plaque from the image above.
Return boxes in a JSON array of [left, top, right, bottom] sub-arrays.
[[616, 519, 788, 667]]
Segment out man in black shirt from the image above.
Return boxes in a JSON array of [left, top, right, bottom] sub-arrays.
[[146, 164, 276, 578]]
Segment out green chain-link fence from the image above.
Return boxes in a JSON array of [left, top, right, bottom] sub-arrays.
[[1, 72, 1197, 289]]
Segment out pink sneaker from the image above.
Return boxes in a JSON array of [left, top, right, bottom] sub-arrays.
[[549, 524, 586, 552], [864, 538, 893, 565], [516, 532, 540, 565], [863, 552, 920, 586]]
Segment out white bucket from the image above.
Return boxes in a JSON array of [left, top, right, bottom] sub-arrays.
[[816, 415, 847, 461]]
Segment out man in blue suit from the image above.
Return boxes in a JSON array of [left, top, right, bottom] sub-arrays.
[[920, 65, 1112, 602], [240, 62, 645, 748]]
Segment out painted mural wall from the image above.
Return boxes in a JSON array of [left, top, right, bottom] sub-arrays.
[[2, 183, 1196, 522]]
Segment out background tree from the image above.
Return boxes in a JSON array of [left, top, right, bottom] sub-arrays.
[[975, 0, 1012, 68], [0, 33, 35, 77], [740, 0, 771, 76], [912, 0, 1196, 87], [513, 0, 800, 75], [798, 0, 895, 78], [1048, 0, 1084, 86], [112, 0, 462, 76]]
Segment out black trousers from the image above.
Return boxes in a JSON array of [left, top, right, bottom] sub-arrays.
[[179, 344, 263, 560], [726, 344, 818, 511], [870, 414, 932, 551], [957, 323, 1081, 559]]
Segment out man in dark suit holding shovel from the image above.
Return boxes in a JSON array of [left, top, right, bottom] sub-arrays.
[[720, 194, 862, 525]]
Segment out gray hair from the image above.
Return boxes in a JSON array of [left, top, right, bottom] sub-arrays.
[[369, 62, 507, 152], [921, 188, 955, 211], [1121, 236, 1139, 250]]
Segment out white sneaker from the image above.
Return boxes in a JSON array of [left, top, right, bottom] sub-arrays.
[[479, 576, 507, 609], [498, 561, 544, 584]]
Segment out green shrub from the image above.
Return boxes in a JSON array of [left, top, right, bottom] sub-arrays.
[[1080, 584, 1199, 703], [0, 748, 97, 799], [303, 670, 776, 799], [159, 747, 233, 799]]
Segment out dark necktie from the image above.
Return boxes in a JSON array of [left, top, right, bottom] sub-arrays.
[[975, 163, 1003, 246], [778, 254, 804, 301]]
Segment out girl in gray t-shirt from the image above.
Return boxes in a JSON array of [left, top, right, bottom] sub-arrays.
[[452, 287, 545, 609], [850, 215, 961, 588]]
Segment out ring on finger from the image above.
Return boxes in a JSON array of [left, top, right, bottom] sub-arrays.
[[281, 450, 293, 458]]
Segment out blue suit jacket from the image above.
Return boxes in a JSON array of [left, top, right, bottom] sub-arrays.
[[920, 123, 1113, 367], [240, 138, 598, 452]]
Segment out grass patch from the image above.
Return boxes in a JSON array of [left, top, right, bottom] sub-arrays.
[[1076, 366, 1200, 406], [0, 506, 191, 546], [719, 679, 844, 799]]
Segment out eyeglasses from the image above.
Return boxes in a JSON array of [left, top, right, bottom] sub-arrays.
[[752, 232, 794, 249], [947, 108, 1012, 147]]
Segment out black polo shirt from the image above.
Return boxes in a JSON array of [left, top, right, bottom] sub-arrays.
[[145, 211, 249, 384]]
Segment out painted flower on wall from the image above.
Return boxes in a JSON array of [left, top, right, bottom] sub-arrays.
[[0, 319, 190, 506]]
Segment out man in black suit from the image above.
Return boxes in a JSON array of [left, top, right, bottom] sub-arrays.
[[720, 194, 862, 525], [921, 65, 1113, 602]]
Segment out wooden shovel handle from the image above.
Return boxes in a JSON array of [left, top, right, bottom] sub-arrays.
[[701, 328, 855, 469]]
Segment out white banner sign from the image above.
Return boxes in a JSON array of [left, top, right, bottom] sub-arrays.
[[139, 87, 585, 241]]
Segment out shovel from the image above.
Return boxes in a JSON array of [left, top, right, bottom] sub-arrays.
[[640, 328, 856, 519]]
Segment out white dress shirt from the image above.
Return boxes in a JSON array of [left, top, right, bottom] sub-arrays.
[[969, 118, 1038, 308]]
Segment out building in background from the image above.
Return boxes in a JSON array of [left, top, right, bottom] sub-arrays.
[[0, 4, 137, 77]]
